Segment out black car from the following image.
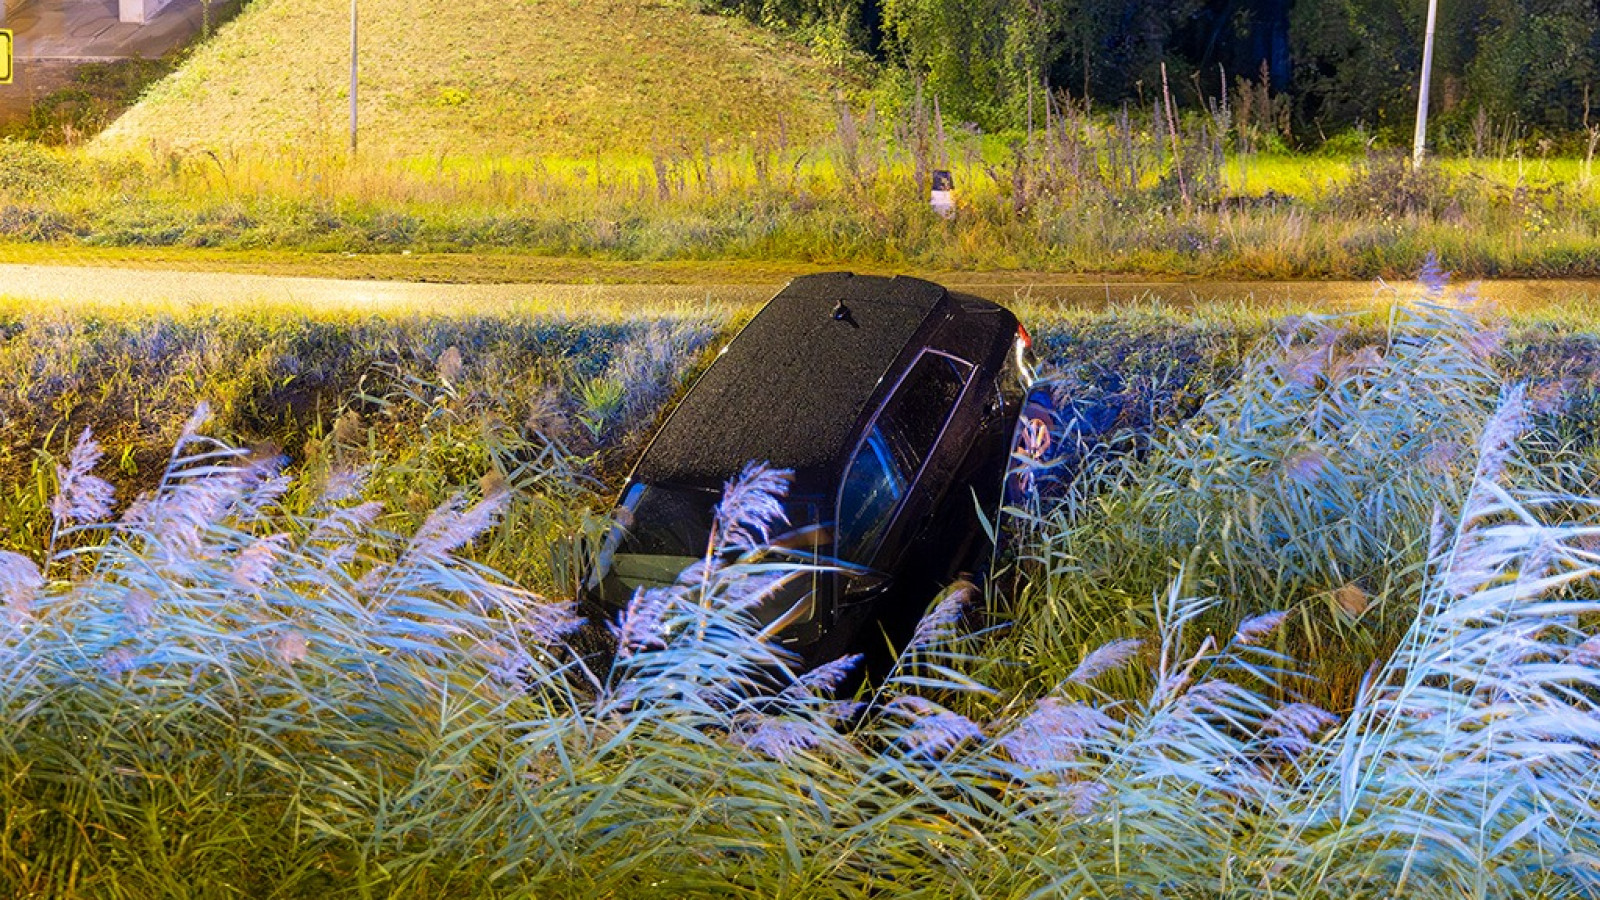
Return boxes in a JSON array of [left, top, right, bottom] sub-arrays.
[[586, 272, 1036, 673]]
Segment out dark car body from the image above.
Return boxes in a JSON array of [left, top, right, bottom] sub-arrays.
[[586, 272, 1034, 672]]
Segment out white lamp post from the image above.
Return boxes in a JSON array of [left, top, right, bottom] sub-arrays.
[[349, 0, 358, 154], [1412, 0, 1439, 167]]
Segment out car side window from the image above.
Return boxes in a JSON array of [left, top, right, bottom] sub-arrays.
[[838, 428, 903, 560], [837, 351, 972, 561]]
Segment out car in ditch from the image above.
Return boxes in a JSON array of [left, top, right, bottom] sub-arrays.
[[584, 272, 1038, 676]]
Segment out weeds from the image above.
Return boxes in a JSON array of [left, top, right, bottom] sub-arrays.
[[7, 102, 1600, 276]]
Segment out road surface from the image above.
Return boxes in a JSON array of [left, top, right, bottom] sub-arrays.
[[0, 262, 1594, 316]]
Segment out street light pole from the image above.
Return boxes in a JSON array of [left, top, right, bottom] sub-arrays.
[[1412, 0, 1438, 167], [349, 0, 358, 154]]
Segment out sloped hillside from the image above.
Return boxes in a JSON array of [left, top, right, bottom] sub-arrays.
[[96, 0, 839, 157]]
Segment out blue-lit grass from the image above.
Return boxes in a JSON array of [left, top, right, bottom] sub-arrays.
[[991, 268, 1600, 712], [4, 374, 1600, 895]]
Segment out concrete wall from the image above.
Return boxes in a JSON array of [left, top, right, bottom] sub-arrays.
[[120, 0, 178, 25]]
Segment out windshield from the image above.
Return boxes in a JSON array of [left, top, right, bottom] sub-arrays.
[[617, 483, 718, 559], [594, 483, 827, 594]]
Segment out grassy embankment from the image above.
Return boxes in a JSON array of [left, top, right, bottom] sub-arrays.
[[7, 114, 1600, 280], [4, 0, 1600, 279], [3, 277, 1600, 895]]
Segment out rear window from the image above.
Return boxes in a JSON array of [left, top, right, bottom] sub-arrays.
[[837, 351, 972, 560]]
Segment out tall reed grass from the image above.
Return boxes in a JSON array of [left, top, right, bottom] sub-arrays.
[[995, 266, 1595, 708], [2, 270, 1600, 896], [8, 91, 1600, 277]]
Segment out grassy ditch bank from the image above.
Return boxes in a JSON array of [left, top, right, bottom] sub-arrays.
[[6, 127, 1600, 279], [2, 279, 1600, 895]]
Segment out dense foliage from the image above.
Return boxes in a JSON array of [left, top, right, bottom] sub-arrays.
[[701, 0, 1600, 142]]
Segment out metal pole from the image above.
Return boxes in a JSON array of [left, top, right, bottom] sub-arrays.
[[1412, 0, 1438, 167], [349, 0, 358, 154]]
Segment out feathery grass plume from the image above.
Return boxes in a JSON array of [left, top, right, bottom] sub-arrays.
[[711, 567, 793, 614], [308, 500, 383, 542], [177, 399, 213, 446], [331, 409, 364, 445], [437, 345, 464, 385], [885, 695, 984, 758], [1234, 610, 1288, 645], [728, 711, 848, 761], [597, 462, 831, 731], [610, 586, 672, 659], [775, 654, 864, 724], [1258, 701, 1337, 758], [1462, 382, 1529, 517], [1330, 344, 1384, 380], [233, 452, 292, 523], [125, 471, 248, 562], [274, 629, 309, 665], [122, 587, 154, 628], [231, 533, 289, 589], [0, 551, 42, 622], [879, 579, 995, 697], [1568, 634, 1600, 665], [1280, 446, 1329, 485], [405, 489, 509, 560], [1061, 780, 1110, 816], [781, 653, 862, 700], [318, 465, 369, 504], [711, 462, 791, 554], [1276, 339, 1329, 388], [51, 427, 114, 526], [508, 594, 581, 647], [998, 698, 1120, 770], [906, 578, 975, 652], [1065, 637, 1143, 684], [1418, 250, 1449, 298], [1333, 582, 1370, 618]]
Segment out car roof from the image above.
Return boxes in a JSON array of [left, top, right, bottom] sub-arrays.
[[633, 273, 1004, 493]]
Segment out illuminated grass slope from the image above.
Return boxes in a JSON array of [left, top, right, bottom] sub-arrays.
[[94, 0, 839, 158]]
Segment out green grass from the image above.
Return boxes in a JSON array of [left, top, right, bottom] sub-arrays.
[[6, 127, 1600, 278], [3, 275, 1600, 896], [92, 0, 840, 159]]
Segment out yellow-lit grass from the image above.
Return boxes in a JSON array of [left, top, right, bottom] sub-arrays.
[[93, 0, 841, 159]]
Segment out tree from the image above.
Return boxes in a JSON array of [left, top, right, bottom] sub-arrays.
[[879, 0, 1052, 128], [1047, 0, 1206, 105], [1288, 0, 1426, 137], [1465, 0, 1598, 130]]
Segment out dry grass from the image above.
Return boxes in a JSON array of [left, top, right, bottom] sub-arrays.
[[94, 0, 840, 159]]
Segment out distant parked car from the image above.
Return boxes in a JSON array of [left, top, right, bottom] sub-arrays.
[[585, 272, 1037, 674]]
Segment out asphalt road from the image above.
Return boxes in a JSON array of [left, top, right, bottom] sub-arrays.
[[0, 262, 1595, 316]]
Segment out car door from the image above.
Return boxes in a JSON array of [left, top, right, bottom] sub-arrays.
[[835, 349, 975, 573]]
